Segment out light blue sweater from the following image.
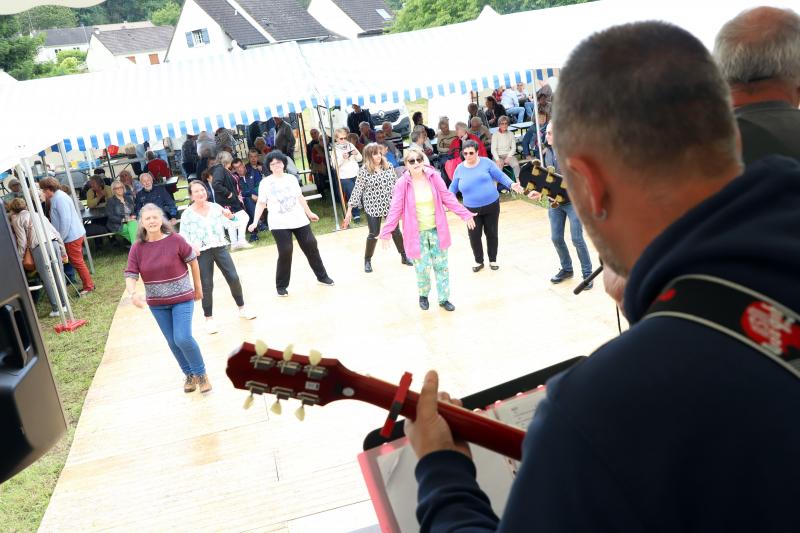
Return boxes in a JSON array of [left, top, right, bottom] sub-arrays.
[[449, 157, 513, 208], [49, 189, 85, 244]]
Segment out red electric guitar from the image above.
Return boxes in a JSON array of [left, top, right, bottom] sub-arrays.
[[226, 341, 527, 460]]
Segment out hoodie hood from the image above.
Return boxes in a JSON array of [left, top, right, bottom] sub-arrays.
[[625, 155, 800, 322]]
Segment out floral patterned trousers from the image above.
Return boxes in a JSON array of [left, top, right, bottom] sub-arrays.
[[413, 228, 450, 303]]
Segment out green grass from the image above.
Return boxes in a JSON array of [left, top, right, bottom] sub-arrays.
[[0, 186, 344, 532]]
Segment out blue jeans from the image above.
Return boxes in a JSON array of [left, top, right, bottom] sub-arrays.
[[524, 101, 536, 120], [506, 106, 525, 124], [521, 127, 537, 157], [340, 177, 360, 219], [150, 300, 206, 376], [548, 203, 592, 278]]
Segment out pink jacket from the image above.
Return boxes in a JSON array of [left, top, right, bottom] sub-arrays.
[[379, 166, 474, 259]]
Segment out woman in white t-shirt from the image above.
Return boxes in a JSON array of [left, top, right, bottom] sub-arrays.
[[333, 127, 363, 221], [249, 151, 334, 297]]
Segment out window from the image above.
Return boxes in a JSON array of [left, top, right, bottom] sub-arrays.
[[149, 53, 160, 65], [185, 28, 210, 48], [54, 48, 62, 54], [376, 9, 391, 20]]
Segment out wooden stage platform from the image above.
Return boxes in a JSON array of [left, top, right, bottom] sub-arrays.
[[39, 199, 623, 532]]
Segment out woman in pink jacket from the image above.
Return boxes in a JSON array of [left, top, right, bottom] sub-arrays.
[[379, 148, 475, 312]]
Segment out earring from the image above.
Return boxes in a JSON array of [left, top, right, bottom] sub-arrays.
[[594, 208, 607, 221]]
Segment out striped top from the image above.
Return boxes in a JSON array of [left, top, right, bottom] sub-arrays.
[[124, 233, 197, 306]]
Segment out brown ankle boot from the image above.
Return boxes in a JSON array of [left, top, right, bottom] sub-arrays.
[[197, 374, 212, 393], [183, 375, 197, 393]]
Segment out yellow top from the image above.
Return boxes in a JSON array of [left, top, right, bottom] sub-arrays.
[[413, 179, 436, 231]]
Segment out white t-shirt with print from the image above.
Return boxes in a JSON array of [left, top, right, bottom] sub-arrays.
[[257, 174, 309, 230]]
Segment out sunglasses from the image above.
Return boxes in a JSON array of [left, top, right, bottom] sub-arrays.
[[462, 151, 476, 156], [406, 157, 424, 164]]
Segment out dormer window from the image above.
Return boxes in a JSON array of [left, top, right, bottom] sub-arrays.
[[376, 9, 391, 20]]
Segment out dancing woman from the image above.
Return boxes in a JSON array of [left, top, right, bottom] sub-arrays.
[[450, 140, 524, 272], [343, 143, 413, 272], [124, 203, 211, 393], [180, 181, 257, 334], [379, 148, 475, 312]]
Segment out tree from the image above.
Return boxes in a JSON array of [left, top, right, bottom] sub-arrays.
[[151, 1, 181, 26], [390, 0, 481, 33], [16, 6, 78, 32], [0, 15, 44, 80]]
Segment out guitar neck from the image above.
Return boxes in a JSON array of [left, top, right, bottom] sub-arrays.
[[345, 368, 525, 460]]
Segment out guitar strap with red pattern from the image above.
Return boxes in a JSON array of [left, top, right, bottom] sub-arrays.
[[644, 274, 800, 379]]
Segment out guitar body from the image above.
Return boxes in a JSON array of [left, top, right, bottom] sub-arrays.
[[226, 342, 527, 460]]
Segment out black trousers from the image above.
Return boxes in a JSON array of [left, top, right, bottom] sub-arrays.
[[198, 245, 244, 316], [272, 225, 328, 289], [467, 199, 500, 264], [366, 215, 405, 258]]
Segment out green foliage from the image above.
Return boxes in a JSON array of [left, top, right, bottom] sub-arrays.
[[0, 24, 43, 80], [390, 0, 482, 33], [16, 6, 78, 32], [385, 0, 404, 10], [391, 0, 594, 32], [152, 1, 182, 26], [75, 0, 186, 26]]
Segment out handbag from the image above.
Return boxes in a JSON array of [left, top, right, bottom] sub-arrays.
[[22, 247, 35, 272]]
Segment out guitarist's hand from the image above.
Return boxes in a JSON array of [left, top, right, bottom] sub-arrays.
[[405, 370, 471, 460]]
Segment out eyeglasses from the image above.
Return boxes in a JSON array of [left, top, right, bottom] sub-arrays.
[[462, 151, 476, 156], [406, 158, 424, 164]]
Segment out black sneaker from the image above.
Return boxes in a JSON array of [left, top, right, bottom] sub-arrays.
[[277, 288, 288, 297], [550, 269, 574, 284], [439, 301, 456, 312], [318, 276, 335, 286], [419, 296, 429, 310]]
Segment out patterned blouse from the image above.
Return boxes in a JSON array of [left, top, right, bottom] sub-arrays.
[[348, 166, 399, 218], [179, 203, 233, 252]]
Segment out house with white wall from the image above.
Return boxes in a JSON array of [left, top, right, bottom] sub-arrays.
[[35, 27, 92, 63], [307, 0, 393, 40], [86, 26, 174, 72], [165, 0, 339, 62]]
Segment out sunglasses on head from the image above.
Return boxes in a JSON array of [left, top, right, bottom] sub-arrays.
[[406, 157, 424, 164]]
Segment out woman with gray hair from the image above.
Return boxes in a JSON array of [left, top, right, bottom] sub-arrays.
[[210, 151, 251, 249], [124, 203, 210, 393]]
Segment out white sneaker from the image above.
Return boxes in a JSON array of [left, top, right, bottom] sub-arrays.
[[237, 241, 253, 249], [205, 318, 219, 334], [238, 306, 256, 320], [48, 310, 61, 318]]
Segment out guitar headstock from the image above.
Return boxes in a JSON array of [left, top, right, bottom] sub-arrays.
[[525, 158, 569, 206], [226, 341, 359, 419]]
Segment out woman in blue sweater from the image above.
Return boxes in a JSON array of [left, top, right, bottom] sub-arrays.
[[449, 140, 523, 271]]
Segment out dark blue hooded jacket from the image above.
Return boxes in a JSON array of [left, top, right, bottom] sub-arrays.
[[415, 156, 800, 532]]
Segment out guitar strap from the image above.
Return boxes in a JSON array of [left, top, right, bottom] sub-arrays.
[[643, 274, 800, 379]]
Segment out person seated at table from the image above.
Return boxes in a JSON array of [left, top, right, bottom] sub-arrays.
[[491, 115, 520, 180], [106, 179, 137, 243], [409, 128, 433, 164], [436, 117, 458, 157], [501, 86, 526, 124], [381, 121, 403, 152], [443, 122, 489, 181], [86, 176, 113, 208], [484, 96, 507, 127], [118, 169, 143, 199], [358, 121, 376, 145], [412, 111, 436, 140], [468, 116, 492, 155], [376, 130, 400, 166], [492, 85, 504, 102], [3, 177, 23, 206], [467, 102, 489, 129], [134, 172, 177, 224], [145, 151, 172, 183]]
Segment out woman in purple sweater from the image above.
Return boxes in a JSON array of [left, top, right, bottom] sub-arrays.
[[379, 148, 475, 312], [124, 203, 210, 393]]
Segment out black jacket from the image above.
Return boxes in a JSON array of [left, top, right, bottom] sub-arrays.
[[210, 164, 243, 211], [134, 186, 176, 219]]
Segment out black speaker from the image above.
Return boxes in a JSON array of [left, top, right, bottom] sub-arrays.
[[0, 212, 66, 484]]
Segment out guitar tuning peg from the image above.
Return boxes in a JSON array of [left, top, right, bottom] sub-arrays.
[[308, 349, 322, 366], [243, 392, 254, 410], [294, 404, 305, 421], [282, 344, 294, 362], [255, 339, 268, 356], [546, 165, 556, 174], [270, 399, 282, 415]]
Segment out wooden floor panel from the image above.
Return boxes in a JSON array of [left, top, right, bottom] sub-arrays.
[[40, 200, 623, 532]]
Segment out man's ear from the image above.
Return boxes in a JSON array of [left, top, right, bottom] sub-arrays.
[[564, 155, 608, 218]]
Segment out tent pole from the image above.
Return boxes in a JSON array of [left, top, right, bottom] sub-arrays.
[[315, 104, 340, 231], [58, 142, 81, 212], [532, 70, 542, 160], [18, 159, 70, 327]]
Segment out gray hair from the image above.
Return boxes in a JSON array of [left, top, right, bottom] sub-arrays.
[[381, 121, 393, 129], [358, 121, 371, 129], [135, 203, 174, 243], [554, 21, 738, 178], [215, 151, 233, 167], [713, 6, 800, 85]]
